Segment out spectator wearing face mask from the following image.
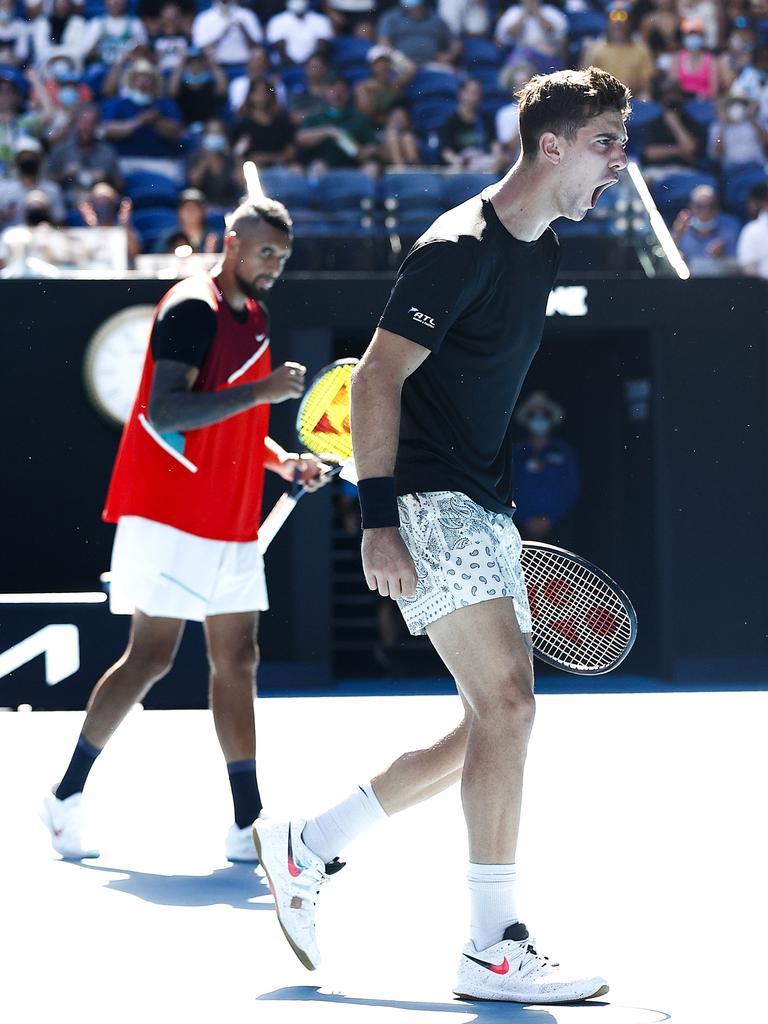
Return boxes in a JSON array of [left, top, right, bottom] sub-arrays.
[[0, 0, 31, 66], [718, 19, 757, 93], [677, 0, 718, 50], [187, 117, 239, 208], [45, 104, 122, 203], [737, 179, 768, 278], [169, 45, 228, 126], [78, 180, 140, 263], [671, 18, 718, 100], [37, 53, 92, 143], [708, 88, 768, 169], [191, 0, 263, 72], [0, 135, 66, 227], [511, 391, 580, 546], [266, 0, 333, 67], [31, 0, 90, 67], [296, 75, 377, 170], [101, 59, 183, 169], [672, 183, 741, 274], [733, 43, 768, 128]]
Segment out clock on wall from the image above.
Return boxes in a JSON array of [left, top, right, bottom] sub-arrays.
[[83, 305, 154, 427]]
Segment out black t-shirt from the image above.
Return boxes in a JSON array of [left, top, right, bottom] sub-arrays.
[[378, 195, 560, 515], [231, 113, 295, 157], [438, 111, 495, 157], [150, 291, 250, 369]]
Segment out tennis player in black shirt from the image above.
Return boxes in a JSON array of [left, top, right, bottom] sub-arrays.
[[255, 67, 631, 1003]]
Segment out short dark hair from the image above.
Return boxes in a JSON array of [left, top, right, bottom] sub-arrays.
[[517, 66, 631, 160], [227, 197, 293, 238]]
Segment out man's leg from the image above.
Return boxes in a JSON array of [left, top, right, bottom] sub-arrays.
[[426, 599, 534, 865], [80, 611, 186, 750], [204, 612, 263, 858], [41, 611, 185, 858]]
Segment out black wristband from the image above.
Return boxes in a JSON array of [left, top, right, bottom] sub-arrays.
[[358, 477, 400, 530]]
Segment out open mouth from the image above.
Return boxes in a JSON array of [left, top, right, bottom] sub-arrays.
[[590, 178, 619, 208]]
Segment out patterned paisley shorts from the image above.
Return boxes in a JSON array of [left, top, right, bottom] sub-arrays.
[[396, 491, 532, 637]]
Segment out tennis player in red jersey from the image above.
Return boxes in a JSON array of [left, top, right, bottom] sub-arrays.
[[40, 196, 327, 863]]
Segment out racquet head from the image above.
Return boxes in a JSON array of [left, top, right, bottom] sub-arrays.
[[521, 542, 637, 675], [296, 358, 357, 463]]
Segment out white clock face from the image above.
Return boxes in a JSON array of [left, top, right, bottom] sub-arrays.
[[83, 305, 155, 426]]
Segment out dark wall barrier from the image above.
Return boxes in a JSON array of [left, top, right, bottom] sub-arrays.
[[1, 276, 766, 707]]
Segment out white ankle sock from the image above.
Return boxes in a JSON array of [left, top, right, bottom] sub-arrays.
[[467, 862, 518, 952], [301, 783, 388, 864]]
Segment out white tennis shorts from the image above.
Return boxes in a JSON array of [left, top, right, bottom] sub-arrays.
[[109, 516, 269, 620], [396, 491, 531, 637]]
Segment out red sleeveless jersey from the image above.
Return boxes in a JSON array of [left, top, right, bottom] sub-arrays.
[[103, 275, 272, 542]]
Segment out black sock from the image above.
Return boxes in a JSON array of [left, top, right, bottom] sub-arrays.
[[227, 759, 262, 828], [56, 735, 102, 801]]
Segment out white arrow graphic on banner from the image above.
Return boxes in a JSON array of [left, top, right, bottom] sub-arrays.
[[0, 625, 80, 685]]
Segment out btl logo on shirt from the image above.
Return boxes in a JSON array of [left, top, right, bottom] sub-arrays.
[[409, 307, 436, 329]]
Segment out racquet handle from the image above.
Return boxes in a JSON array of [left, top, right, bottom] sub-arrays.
[[258, 463, 343, 553]]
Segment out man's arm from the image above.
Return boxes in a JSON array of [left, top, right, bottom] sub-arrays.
[[148, 359, 305, 433], [353, 328, 429, 597]]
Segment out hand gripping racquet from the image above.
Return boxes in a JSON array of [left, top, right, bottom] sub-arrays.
[[258, 358, 357, 553]]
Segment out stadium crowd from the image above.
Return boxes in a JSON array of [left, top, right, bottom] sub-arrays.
[[0, 0, 766, 273]]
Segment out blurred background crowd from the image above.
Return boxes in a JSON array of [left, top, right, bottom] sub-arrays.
[[0, 0, 767, 273]]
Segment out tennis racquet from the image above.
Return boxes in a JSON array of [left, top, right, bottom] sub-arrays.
[[258, 358, 357, 553], [520, 541, 637, 675]]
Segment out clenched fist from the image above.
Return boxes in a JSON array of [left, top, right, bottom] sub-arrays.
[[259, 362, 306, 404]]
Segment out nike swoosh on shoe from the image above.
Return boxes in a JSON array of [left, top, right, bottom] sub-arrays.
[[463, 953, 510, 975]]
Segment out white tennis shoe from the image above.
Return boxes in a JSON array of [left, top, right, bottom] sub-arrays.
[[453, 922, 608, 1004], [252, 818, 344, 970], [225, 823, 260, 863], [39, 791, 100, 860]]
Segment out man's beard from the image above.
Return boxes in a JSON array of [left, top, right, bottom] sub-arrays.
[[234, 271, 266, 301]]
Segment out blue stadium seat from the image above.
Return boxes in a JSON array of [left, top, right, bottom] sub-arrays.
[[258, 169, 314, 210], [722, 163, 767, 219], [330, 37, 371, 68], [481, 88, 508, 116], [472, 66, 502, 91], [343, 62, 372, 86], [461, 38, 504, 68], [682, 98, 716, 129], [312, 169, 376, 212], [124, 171, 180, 209], [411, 97, 456, 135], [566, 10, 605, 41], [650, 172, 717, 223], [281, 67, 306, 93], [131, 207, 180, 248], [83, 63, 108, 99], [407, 69, 460, 103], [380, 171, 445, 212], [441, 172, 496, 208]]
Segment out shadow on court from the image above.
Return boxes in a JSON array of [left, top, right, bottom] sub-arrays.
[[257, 988, 671, 1023], [68, 861, 272, 909]]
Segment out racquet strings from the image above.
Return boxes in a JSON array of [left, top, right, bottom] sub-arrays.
[[521, 545, 634, 672], [296, 359, 356, 463]]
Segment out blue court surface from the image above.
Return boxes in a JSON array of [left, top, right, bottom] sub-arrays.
[[3, 685, 766, 1024]]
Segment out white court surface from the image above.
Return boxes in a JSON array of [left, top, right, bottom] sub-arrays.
[[3, 690, 767, 1024]]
